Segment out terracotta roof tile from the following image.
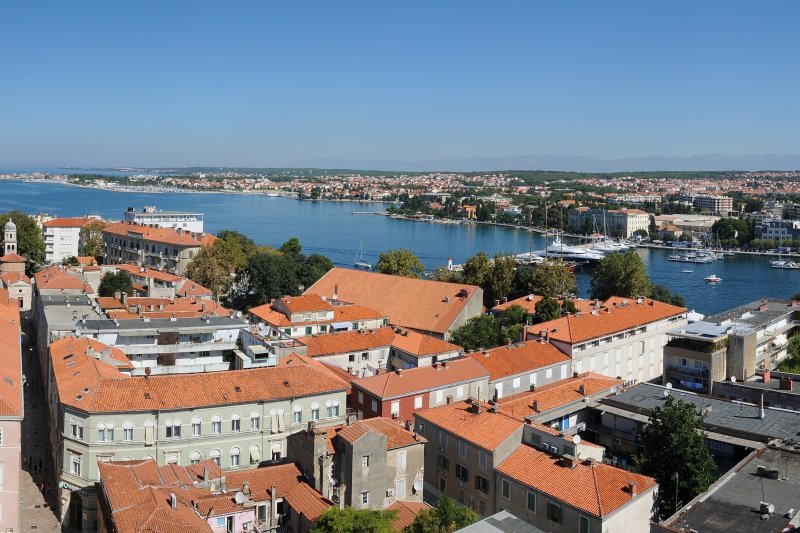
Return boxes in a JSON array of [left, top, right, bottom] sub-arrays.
[[116, 264, 184, 283], [465, 341, 570, 381], [496, 444, 656, 517], [50, 338, 346, 413], [528, 297, 686, 344], [498, 373, 623, 418], [284, 481, 332, 522], [0, 272, 30, 285], [306, 268, 481, 335], [415, 401, 522, 452], [0, 252, 25, 263], [388, 501, 431, 531], [353, 359, 488, 400], [104, 221, 214, 247], [337, 417, 424, 449], [42, 217, 96, 228], [0, 291, 22, 417], [34, 265, 94, 292], [300, 327, 395, 357], [390, 328, 462, 357], [492, 295, 596, 314], [280, 294, 332, 313]]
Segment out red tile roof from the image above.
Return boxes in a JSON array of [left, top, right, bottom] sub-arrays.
[[390, 328, 462, 357], [388, 501, 431, 531], [115, 264, 184, 283], [465, 341, 570, 381], [337, 417, 425, 449], [306, 268, 481, 335], [249, 301, 384, 328], [34, 265, 94, 292], [0, 290, 22, 417], [42, 217, 96, 228], [104, 221, 214, 247], [49, 338, 346, 413], [498, 373, 623, 418], [353, 359, 488, 400], [496, 444, 656, 517], [0, 271, 30, 285], [300, 327, 395, 357], [102, 296, 230, 320], [0, 253, 25, 264], [415, 401, 522, 452], [280, 294, 332, 313], [492, 295, 595, 315], [527, 297, 686, 344]]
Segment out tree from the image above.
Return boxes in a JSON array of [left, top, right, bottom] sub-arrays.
[[486, 255, 516, 307], [511, 265, 536, 298], [502, 304, 528, 326], [299, 253, 334, 289], [711, 217, 750, 246], [778, 334, 800, 373], [80, 219, 107, 258], [61, 256, 80, 266], [213, 230, 256, 270], [186, 246, 231, 297], [637, 395, 716, 519], [529, 260, 576, 298], [0, 210, 45, 274], [450, 315, 502, 352], [431, 267, 462, 283], [590, 252, 651, 301], [651, 284, 686, 307], [376, 248, 425, 278], [312, 507, 396, 533], [279, 236, 303, 257], [404, 496, 478, 533], [462, 252, 491, 287], [240, 251, 300, 307], [98, 271, 134, 297], [533, 296, 563, 323]]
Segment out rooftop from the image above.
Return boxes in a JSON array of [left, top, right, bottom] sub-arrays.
[[42, 216, 96, 228], [499, 373, 623, 420], [455, 510, 545, 533], [300, 326, 396, 356], [336, 417, 425, 449], [306, 267, 481, 335], [669, 445, 800, 533], [527, 296, 686, 344], [465, 341, 570, 381], [415, 400, 522, 452], [388, 501, 431, 532], [79, 315, 247, 332], [0, 290, 22, 417], [496, 444, 656, 518], [103, 221, 216, 247], [601, 382, 800, 443], [353, 358, 488, 400]]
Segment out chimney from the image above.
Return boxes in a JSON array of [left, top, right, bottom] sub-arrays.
[[780, 378, 793, 391], [579, 384, 586, 395], [122, 293, 128, 305], [114, 290, 121, 301], [763, 370, 771, 383], [532, 400, 539, 412], [573, 371, 579, 378], [628, 481, 637, 498], [502, 296, 508, 304], [760, 394, 765, 419]]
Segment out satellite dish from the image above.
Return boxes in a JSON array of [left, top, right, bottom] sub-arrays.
[[144, 367, 152, 376], [731, 376, 737, 383], [572, 435, 581, 445], [610, 386, 618, 394], [234, 491, 245, 505], [666, 383, 673, 390], [412, 481, 422, 493], [236, 311, 242, 318]]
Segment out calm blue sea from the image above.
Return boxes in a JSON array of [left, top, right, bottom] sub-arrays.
[[0, 180, 795, 315]]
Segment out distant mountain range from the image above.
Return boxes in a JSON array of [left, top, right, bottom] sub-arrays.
[[293, 154, 800, 173]]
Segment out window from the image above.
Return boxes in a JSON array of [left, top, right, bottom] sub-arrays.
[[349, 353, 356, 362], [230, 447, 240, 467], [439, 477, 447, 492], [70, 419, 83, 440], [435, 390, 444, 403], [211, 416, 222, 434], [478, 499, 486, 516], [352, 322, 359, 330], [512, 377, 521, 389], [361, 351, 369, 361], [501, 478, 510, 499], [231, 414, 241, 432], [192, 417, 201, 436], [390, 401, 400, 416], [361, 455, 370, 468], [106, 423, 115, 441], [396, 450, 406, 470], [311, 403, 320, 421], [458, 439, 468, 458], [326, 400, 340, 418], [547, 502, 563, 523], [395, 478, 406, 498], [414, 396, 423, 409], [251, 412, 260, 430], [70, 452, 82, 476], [190, 451, 201, 464], [437, 453, 449, 471], [97, 423, 106, 442], [305, 326, 312, 335], [439, 431, 448, 449], [165, 420, 174, 439], [360, 491, 369, 505], [579, 516, 590, 533], [456, 464, 469, 481], [209, 449, 221, 466], [357, 391, 364, 403], [479, 451, 488, 469], [527, 491, 536, 512], [370, 399, 378, 413], [456, 385, 464, 399], [123, 421, 134, 441], [292, 405, 303, 425], [545, 368, 553, 379], [250, 444, 261, 465], [560, 364, 568, 379], [475, 475, 488, 493]]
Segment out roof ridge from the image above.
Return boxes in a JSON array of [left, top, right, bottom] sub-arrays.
[[591, 462, 604, 516]]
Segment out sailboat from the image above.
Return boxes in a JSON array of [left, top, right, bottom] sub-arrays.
[[353, 242, 372, 270]]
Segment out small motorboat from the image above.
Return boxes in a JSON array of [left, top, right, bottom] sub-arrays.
[[681, 269, 693, 274], [704, 274, 721, 283]]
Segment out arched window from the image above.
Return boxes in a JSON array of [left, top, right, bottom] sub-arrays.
[[209, 449, 221, 466], [250, 411, 260, 431], [97, 423, 106, 442], [191, 416, 201, 437], [310, 402, 320, 422], [106, 422, 115, 442], [211, 415, 222, 435], [190, 451, 202, 464], [292, 404, 303, 425], [332, 399, 341, 418], [230, 447, 241, 467], [165, 419, 174, 439], [231, 413, 241, 433], [249, 444, 261, 465], [173, 419, 182, 438], [123, 421, 134, 441]]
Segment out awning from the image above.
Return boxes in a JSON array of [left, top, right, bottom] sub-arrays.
[[250, 448, 261, 463]]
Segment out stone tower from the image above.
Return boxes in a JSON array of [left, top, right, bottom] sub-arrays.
[[3, 219, 17, 255]]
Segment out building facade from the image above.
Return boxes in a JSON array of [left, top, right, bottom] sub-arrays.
[[123, 206, 204, 233]]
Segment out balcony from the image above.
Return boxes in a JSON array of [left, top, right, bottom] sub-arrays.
[[119, 339, 237, 355], [666, 364, 709, 378]]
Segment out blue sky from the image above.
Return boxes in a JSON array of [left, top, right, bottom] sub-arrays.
[[1, 1, 799, 168]]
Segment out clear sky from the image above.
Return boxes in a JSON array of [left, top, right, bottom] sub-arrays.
[[1, 1, 799, 168]]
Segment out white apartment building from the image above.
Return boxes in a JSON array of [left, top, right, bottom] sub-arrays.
[[42, 217, 99, 264], [124, 206, 204, 233]]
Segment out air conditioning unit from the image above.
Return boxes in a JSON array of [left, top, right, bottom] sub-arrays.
[[386, 489, 394, 498], [392, 412, 399, 419]]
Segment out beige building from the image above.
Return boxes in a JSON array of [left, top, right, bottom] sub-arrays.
[[45, 336, 348, 532], [0, 291, 23, 533], [568, 208, 650, 238]]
